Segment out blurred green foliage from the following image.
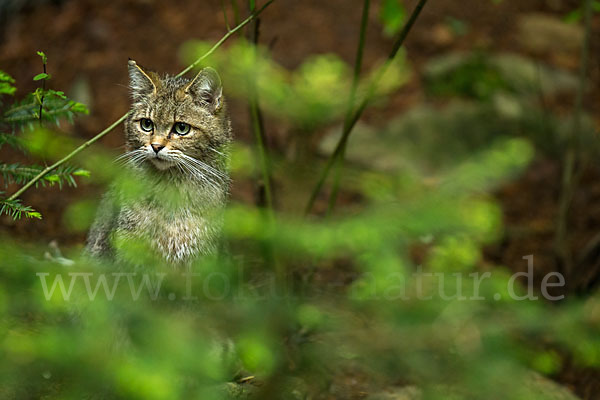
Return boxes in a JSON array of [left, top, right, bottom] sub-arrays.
[[3, 120, 597, 398], [420, 51, 597, 160], [445, 16, 469, 37], [2, 172, 599, 399], [564, 0, 600, 24], [1, 13, 598, 400], [380, 0, 406, 37], [180, 40, 410, 132], [425, 52, 512, 101]]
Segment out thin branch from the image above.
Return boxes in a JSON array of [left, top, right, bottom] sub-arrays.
[[221, 0, 231, 31], [250, 97, 273, 210], [327, 0, 370, 215], [231, 0, 241, 26], [6, 0, 275, 202], [555, 0, 593, 279], [247, 2, 273, 210], [305, 0, 429, 215], [178, 0, 273, 77], [7, 114, 127, 201], [38, 59, 46, 127], [246, 0, 282, 287]]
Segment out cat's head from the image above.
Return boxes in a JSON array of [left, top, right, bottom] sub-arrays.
[[123, 60, 231, 174]]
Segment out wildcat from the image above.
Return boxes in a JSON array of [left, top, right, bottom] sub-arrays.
[[86, 60, 232, 265]]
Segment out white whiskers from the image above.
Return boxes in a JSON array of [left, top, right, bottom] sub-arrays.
[[114, 148, 228, 192], [176, 152, 228, 191], [115, 149, 147, 168], [208, 147, 227, 157], [180, 154, 227, 181]]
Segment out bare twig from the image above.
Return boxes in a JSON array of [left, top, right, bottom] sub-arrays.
[[247, 3, 273, 210], [231, 0, 240, 26], [555, 0, 593, 279], [8, 115, 126, 201], [178, 0, 273, 78], [220, 0, 231, 31], [327, 0, 370, 215], [38, 58, 46, 126], [305, 0, 429, 215], [7, 0, 275, 202]]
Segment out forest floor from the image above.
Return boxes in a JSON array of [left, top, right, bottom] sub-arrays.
[[0, 0, 599, 398]]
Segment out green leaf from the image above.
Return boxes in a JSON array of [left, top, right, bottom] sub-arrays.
[[47, 89, 66, 99], [72, 169, 91, 177], [0, 70, 15, 83], [0, 82, 16, 96], [33, 73, 50, 81], [0, 70, 16, 96], [70, 102, 89, 114], [380, 0, 406, 37], [45, 174, 60, 182], [37, 50, 47, 64]]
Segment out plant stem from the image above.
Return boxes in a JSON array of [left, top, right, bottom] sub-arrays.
[[250, 96, 273, 210], [7, 1, 275, 202], [555, 0, 593, 279], [221, 0, 231, 31], [246, 1, 282, 287], [247, 2, 273, 210], [178, 0, 273, 77], [7, 114, 127, 201], [38, 59, 46, 126], [305, 0, 429, 215], [231, 0, 240, 26], [327, 0, 370, 215]]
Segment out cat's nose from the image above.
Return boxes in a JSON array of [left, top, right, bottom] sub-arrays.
[[151, 144, 165, 154]]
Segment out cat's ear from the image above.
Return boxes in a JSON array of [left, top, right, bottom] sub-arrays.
[[184, 67, 223, 113], [128, 59, 160, 99]]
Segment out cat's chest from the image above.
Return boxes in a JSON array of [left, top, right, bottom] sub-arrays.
[[117, 204, 218, 263]]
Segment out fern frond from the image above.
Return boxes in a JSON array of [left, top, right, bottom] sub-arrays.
[[0, 57, 90, 223], [3, 90, 88, 126], [0, 132, 23, 150], [0, 163, 90, 189], [0, 198, 41, 220], [44, 165, 91, 189]]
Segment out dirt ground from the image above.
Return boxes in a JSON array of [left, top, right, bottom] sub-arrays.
[[1, 0, 599, 397]]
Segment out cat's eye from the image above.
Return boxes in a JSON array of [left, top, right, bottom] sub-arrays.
[[140, 118, 154, 132], [173, 122, 191, 136]]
